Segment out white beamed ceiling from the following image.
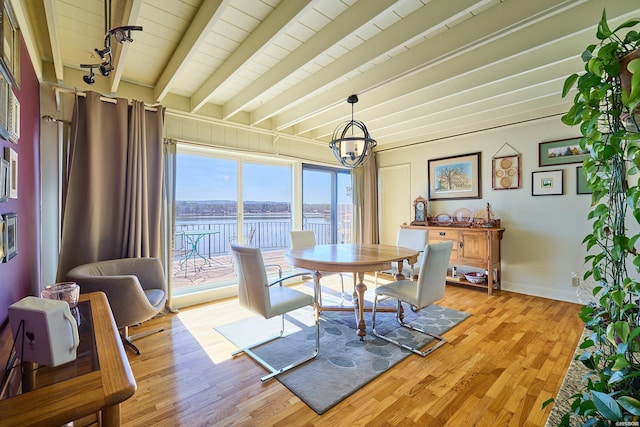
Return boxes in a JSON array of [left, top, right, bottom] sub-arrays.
[[13, 0, 640, 150]]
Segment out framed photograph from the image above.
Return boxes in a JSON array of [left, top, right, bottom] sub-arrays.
[[0, 157, 7, 201], [0, 0, 20, 88], [3, 212, 15, 261], [577, 166, 592, 195], [492, 154, 521, 190], [8, 88, 18, 142], [4, 146, 15, 198], [428, 152, 481, 200], [539, 137, 590, 166], [532, 170, 564, 196]]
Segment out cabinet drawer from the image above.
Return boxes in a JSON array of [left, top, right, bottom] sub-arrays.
[[429, 229, 459, 242]]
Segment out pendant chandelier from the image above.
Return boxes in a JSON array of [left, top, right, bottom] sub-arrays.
[[329, 95, 377, 168]]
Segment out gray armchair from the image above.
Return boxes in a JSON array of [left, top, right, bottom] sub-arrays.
[[65, 257, 167, 354]]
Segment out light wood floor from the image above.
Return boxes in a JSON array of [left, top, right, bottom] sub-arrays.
[[119, 276, 584, 427]]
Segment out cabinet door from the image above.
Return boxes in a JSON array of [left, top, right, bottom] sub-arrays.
[[429, 229, 459, 263], [458, 231, 487, 266]]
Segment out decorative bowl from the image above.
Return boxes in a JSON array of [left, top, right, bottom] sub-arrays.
[[464, 272, 486, 284]]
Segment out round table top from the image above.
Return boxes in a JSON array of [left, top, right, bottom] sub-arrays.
[[285, 243, 419, 273]]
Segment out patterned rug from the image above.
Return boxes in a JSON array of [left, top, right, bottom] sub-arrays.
[[215, 297, 470, 414]]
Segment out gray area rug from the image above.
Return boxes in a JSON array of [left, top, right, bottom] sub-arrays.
[[215, 298, 470, 414]]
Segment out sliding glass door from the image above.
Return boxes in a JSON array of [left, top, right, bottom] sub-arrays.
[[174, 145, 292, 296], [302, 165, 352, 244]]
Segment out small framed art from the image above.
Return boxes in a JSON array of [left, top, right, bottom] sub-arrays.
[[492, 154, 521, 190], [532, 170, 564, 196], [576, 166, 591, 195], [539, 137, 590, 166], [3, 212, 15, 261], [4, 146, 16, 198], [0, 157, 7, 201], [428, 152, 481, 200]]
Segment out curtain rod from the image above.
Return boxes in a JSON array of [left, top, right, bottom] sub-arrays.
[[53, 86, 159, 111]]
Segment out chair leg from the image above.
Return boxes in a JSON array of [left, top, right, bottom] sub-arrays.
[[232, 310, 320, 382], [121, 325, 165, 355], [371, 296, 447, 357]]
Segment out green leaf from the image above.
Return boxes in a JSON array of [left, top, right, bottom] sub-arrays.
[[596, 10, 612, 40], [591, 390, 623, 421], [618, 396, 640, 415], [562, 74, 579, 98]]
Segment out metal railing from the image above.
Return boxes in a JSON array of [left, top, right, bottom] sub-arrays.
[[174, 220, 344, 260]]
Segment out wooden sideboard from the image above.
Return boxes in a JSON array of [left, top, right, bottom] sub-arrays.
[[401, 225, 505, 295]]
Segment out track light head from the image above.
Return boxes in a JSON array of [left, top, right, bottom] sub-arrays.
[[83, 70, 95, 85], [109, 25, 143, 43], [94, 46, 111, 61], [99, 62, 114, 76]]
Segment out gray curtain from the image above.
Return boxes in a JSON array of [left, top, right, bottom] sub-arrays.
[[352, 153, 379, 244], [162, 138, 177, 311], [56, 91, 165, 280]]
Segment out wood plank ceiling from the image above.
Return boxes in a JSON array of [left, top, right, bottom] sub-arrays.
[[12, 0, 640, 150]]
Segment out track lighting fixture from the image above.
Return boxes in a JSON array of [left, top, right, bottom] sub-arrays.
[[99, 62, 114, 76], [79, 0, 143, 86], [109, 26, 142, 43], [94, 46, 111, 62], [80, 64, 98, 85]]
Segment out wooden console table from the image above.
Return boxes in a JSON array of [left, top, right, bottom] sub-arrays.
[[402, 224, 505, 295], [0, 292, 136, 426]]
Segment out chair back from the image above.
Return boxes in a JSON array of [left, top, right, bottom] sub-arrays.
[[397, 228, 429, 254], [290, 230, 317, 249], [231, 244, 270, 317], [415, 241, 453, 307]]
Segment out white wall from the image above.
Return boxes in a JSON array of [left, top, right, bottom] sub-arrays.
[[376, 115, 593, 303]]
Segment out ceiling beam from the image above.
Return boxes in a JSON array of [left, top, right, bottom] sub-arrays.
[[43, 0, 63, 83], [221, 0, 397, 120], [251, 0, 481, 128], [107, 0, 142, 95], [189, 0, 314, 113], [153, 0, 230, 103]]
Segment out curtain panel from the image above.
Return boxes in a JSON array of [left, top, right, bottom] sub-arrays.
[[352, 153, 379, 245], [57, 91, 165, 280]]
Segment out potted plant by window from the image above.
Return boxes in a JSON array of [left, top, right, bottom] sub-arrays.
[[549, 9, 640, 425]]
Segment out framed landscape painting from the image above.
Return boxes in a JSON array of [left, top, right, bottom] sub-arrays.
[[532, 170, 564, 196], [428, 152, 481, 200], [539, 137, 590, 166]]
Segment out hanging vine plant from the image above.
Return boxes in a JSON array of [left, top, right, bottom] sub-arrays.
[[546, 9, 640, 425]]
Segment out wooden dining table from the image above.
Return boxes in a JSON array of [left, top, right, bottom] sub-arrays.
[[285, 243, 419, 340]]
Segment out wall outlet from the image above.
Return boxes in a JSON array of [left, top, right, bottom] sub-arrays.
[[571, 272, 581, 287]]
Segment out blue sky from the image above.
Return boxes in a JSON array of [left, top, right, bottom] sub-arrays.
[[176, 154, 351, 204]]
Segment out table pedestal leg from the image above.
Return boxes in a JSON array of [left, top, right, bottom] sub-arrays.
[[353, 271, 367, 340]]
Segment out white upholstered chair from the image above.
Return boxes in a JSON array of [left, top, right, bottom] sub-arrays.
[[230, 244, 319, 382], [290, 230, 347, 305], [371, 241, 453, 356], [65, 257, 167, 354], [375, 228, 429, 285]]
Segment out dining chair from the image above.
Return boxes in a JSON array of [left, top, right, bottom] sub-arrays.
[[374, 228, 429, 286], [230, 244, 319, 382], [290, 230, 346, 305], [371, 241, 453, 356]]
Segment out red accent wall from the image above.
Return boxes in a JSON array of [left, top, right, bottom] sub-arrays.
[[0, 36, 41, 328]]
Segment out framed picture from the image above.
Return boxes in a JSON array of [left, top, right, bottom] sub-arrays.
[[4, 146, 15, 198], [0, 0, 20, 88], [492, 154, 521, 190], [8, 88, 18, 142], [577, 166, 592, 195], [0, 214, 4, 261], [0, 157, 7, 201], [539, 137, 590, 166], [428, 152, 481, 200], [3, 212, 15, 261], [532, 170, 564, 196]]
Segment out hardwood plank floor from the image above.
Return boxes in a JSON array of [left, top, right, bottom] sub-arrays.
[[119, 276, 583, 426]]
